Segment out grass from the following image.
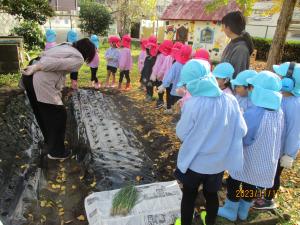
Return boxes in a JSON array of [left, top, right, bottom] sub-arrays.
[[0, 44, 141, 89]]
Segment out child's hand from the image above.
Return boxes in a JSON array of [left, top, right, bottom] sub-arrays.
[[21, 64, 41, 75]]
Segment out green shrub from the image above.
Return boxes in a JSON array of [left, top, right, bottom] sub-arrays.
[[252, 37, 300, 62], [11, 21, 45, 51]]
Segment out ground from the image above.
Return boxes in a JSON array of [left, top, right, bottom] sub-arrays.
[[0, 46, 299, 225]]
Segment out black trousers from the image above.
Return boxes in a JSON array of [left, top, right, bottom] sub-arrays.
[[182, 185, 219, 225], [70, 71, 78, 80], [166, 84, 181, 109], [226, 176, 257, 202], [90, 67, 98, 83], [119, 70, 130, 84], [265, 161, 284, 200], [22, 75, 67, 157], [146, 80, 164, 101]]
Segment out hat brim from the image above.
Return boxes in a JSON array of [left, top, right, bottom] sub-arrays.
[[231, 79, 245, 86]]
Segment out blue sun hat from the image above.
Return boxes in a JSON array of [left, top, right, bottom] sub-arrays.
[[67, 30, 78, 43], [90, 35, 99, 49], [231, 70, 258, 87], [187, 75, 223, 97], [177, 59, 211, 87], [247, 71, 282, 110], [273, 62, 300, 96], [212, 62, 235, 79], [46, 29, 56, 43]]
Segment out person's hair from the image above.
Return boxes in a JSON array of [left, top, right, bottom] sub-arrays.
[[72, 38, 96, 63], [222, 11, 254, 54]]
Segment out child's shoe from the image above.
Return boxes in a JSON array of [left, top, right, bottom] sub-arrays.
[[155, 100, 164, 109], [118, 83, 122, 90], [125, 83, 131, 91], [104, 82, 109, 88], [94, 82, 100, 90], [252, 198, 276, 210], [90, 81, 95, 88], [218, 198, 240, 222], [164, 108, 173, 115], [71, 80, 78, 90], [110, 82, 116, 88]]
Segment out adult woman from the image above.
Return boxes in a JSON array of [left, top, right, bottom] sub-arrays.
[[22, 38, 95, 160], [221, 11, 254, 79]]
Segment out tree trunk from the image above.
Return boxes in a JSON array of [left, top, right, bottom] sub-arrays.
[[266, 0, 297, 70]]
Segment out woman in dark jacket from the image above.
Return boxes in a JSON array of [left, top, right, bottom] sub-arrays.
[[221, 11, 254, 79]]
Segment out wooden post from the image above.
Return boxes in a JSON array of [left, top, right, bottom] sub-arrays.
[[266, 0, 297, 70]]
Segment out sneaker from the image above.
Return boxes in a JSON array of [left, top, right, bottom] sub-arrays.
[[47, 150, 71, 160], [252, 199, 277, 210], [145, 95, 152, 102], [155, 101, 164, 109], [71, 80, 78, 90], [94, 82, 101, 90], [164, 108, 173, 114], [110, 82, 116, 88]]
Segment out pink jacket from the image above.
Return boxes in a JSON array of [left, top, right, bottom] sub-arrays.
[[158, 55, 174, 80], [138, 50, 147, 73], [34, 44, 84, 105], [223, 87, 233, 95], [119, 47, 132, 71], [150, 54, 166, 81], [178, 90, 192, 108], [88, 49, 100, 68], [45, 42, 57, 50]]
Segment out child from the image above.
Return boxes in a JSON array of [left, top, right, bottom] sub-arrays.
[[142, 42, 158, 101], [118, 34, 133, 90], [67, 30, 79, 90], [212, 62, 234, 94], [174, 59, 247, 225], [89, 35, 100, 89], [105, 36, 120, 88], [177, 49, 211, 108], [218, 71, 284, 222], [138, 38, 148, 89], [253, 62, 300, 209], [45, 29, 57, 50], [158, 45, 192, 114], [231, 70, 257, 113], [150, 40, 173, 109]]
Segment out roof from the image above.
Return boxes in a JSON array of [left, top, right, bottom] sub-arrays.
[[160, 0, 240, 21]]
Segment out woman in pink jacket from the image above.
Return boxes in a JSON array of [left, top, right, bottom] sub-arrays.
[[118, 35, 133, 90], [138, 38, 148, 89], [21, 38, 95, 160]]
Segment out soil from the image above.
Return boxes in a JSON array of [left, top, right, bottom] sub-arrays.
[[0, 87, 285, 225]]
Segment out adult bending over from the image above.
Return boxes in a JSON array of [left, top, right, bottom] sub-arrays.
[[21, 38, 95, 160]]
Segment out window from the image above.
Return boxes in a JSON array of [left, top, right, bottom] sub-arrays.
[[200, 27, 214, 44]]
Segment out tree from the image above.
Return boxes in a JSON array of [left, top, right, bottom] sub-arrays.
[[266, 0, 298, 69], [206, 0, 299, 67], [0, 0, 54, 25], [11, 21, 45, 50], [79, 2, 113, 36]]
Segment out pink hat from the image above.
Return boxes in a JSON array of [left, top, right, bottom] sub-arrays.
[[140, 38, 148, 51], [145, 42, 158, 56], [171, 42, 183, 59], [122, 34, 131, 48], [148, 35, 157, 45], [175, 45, 192, 64], [194, 48, 210, 61], [158, 40, 173, 56], [109, 36, 121, 47]]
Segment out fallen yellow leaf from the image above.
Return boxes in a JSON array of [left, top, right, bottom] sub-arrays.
[[77, 215, 85, 221]]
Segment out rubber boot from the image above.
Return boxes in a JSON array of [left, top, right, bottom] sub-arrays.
[[238, 199, 252, 220], [217, 198, 240, 222]]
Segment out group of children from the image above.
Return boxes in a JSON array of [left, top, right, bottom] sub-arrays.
[[44, 30, 300, 225], [45, 29, 133, 90]]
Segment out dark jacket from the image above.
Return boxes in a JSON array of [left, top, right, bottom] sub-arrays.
[[141, 55, 156, 84], [221, 37, 250, 79]]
